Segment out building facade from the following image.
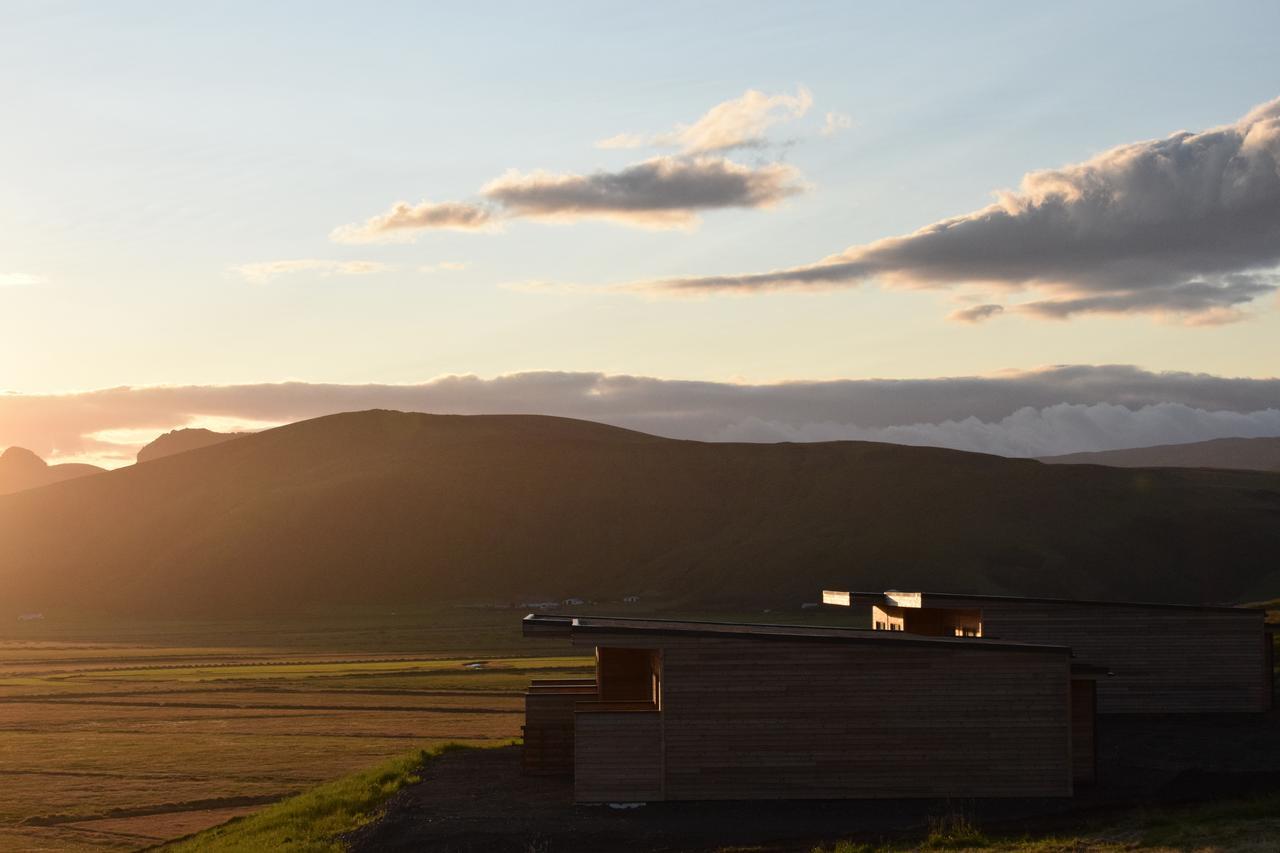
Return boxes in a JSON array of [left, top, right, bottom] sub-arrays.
[[523, 614, 1099, 802]]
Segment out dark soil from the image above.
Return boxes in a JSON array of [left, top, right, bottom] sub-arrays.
[[348, 711, 1280, 852]]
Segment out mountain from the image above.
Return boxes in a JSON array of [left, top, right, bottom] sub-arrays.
[[1041, 437, 1280, 472], [0, 447, 104, 496], [1, 410, 1279, 616], [137, 428, 244, 464]]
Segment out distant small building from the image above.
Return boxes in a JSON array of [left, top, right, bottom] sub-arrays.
[[562, 597, 586, 606], [623, 595, 640, 604], [17, 613, 44, 621], [522, 601, 561, 610]]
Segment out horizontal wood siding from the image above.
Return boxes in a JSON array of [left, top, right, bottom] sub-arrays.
[[981, 604, 1267, 714], [574, 709, 662, 802], [522, 682, 596, 774], [578, 633, 1072, 800]]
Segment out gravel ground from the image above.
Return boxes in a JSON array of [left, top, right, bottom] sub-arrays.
[[348, 710, 1280, 853]]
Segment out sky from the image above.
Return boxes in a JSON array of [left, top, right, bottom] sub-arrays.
[[2, 1, 1279, 466]]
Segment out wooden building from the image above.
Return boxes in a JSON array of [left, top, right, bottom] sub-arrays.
[[823, 589, 1272, 715], [523, 614, 1102, 802]]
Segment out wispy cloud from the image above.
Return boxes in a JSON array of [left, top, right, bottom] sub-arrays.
[[418, 261, 469, 274], [949, 303, 1005, 323], [633, 96, 1280, 324], [330, 201, 495, 244], [0, 272, 44, 287], [233, 259, 395, 284], [597, 87, 815, 153], [596, 132, 649, 150], [821, 111, 853, 136], [3, 366, 1279, 467]]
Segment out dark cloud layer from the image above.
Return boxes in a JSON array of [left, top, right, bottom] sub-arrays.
[[644, 97, 1280, 322], [480, 157, 802, 228], [3, 366, 1279, 466]]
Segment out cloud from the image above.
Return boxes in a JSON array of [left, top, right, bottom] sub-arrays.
[[479, 157, 804, 228], [330, 200, 495, 243], [596, 132, 648, 150], [720, 402, 1280, 458], [821, 111, 853, 136], [597, 87, 814, 154], [3, 365, 1279, 468], [949, 303, 1005, 323], [418, 261, 469, 273], [0, 273, 44, 287], [233, 259, 395, 284], [334, 157, 805, 238], [335, 86, 820, 240], [638, 96, 1280, 323]]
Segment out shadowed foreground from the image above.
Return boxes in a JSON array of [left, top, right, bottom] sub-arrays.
[[346, 710, 1280, 853]]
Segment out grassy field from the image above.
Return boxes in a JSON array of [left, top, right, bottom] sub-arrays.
[[0, 606, 592, 851]]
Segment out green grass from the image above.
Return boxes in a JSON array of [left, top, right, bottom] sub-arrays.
[[810, 791, 1280, 852], [162, 742, 479, 852]]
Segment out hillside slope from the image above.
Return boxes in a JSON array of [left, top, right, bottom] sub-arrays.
[[0, 447, 104, 496], [2, 410, 1279, 615], [1040, 436, 1280, 472], [137, 428, 243, 464]]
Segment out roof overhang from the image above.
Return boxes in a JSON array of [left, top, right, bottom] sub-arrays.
[[524, 613, 1069, 655], [522, 613, 574, 637]]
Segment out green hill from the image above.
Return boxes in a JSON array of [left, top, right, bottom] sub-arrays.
[[2, 410, 1279, 616]]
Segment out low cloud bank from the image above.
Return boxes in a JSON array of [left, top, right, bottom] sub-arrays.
[[719, 402, 1280, 458], [3, 365, 1279, 468]]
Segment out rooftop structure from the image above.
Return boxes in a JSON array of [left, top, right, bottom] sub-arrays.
[[823, 589, 1272, 714]]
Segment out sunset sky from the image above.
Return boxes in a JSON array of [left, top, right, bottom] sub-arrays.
[[3, 1, 1280, 466]]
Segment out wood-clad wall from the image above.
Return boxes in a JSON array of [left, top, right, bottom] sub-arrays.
[[978, 604, 1267, 714], [523, 682, 595, 775], [574, 708, 662, 802], [574, 632, 1074, 800]]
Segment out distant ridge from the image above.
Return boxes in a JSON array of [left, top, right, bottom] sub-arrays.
[[1040, 436, 1280, 473], [0, 447, 103, 496], [1, 410, 1278, 615], [137, 428, 244, 464]]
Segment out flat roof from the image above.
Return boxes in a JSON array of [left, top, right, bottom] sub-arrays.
[[523, 613, 1072, 655], [824, 589, 1254, 614]]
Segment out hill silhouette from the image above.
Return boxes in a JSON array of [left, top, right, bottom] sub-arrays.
[[0, 447, 104, 496], [1, 410, 1278, 616], [136, 428, 244, 464], [1041, 436, 1280, 472]]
